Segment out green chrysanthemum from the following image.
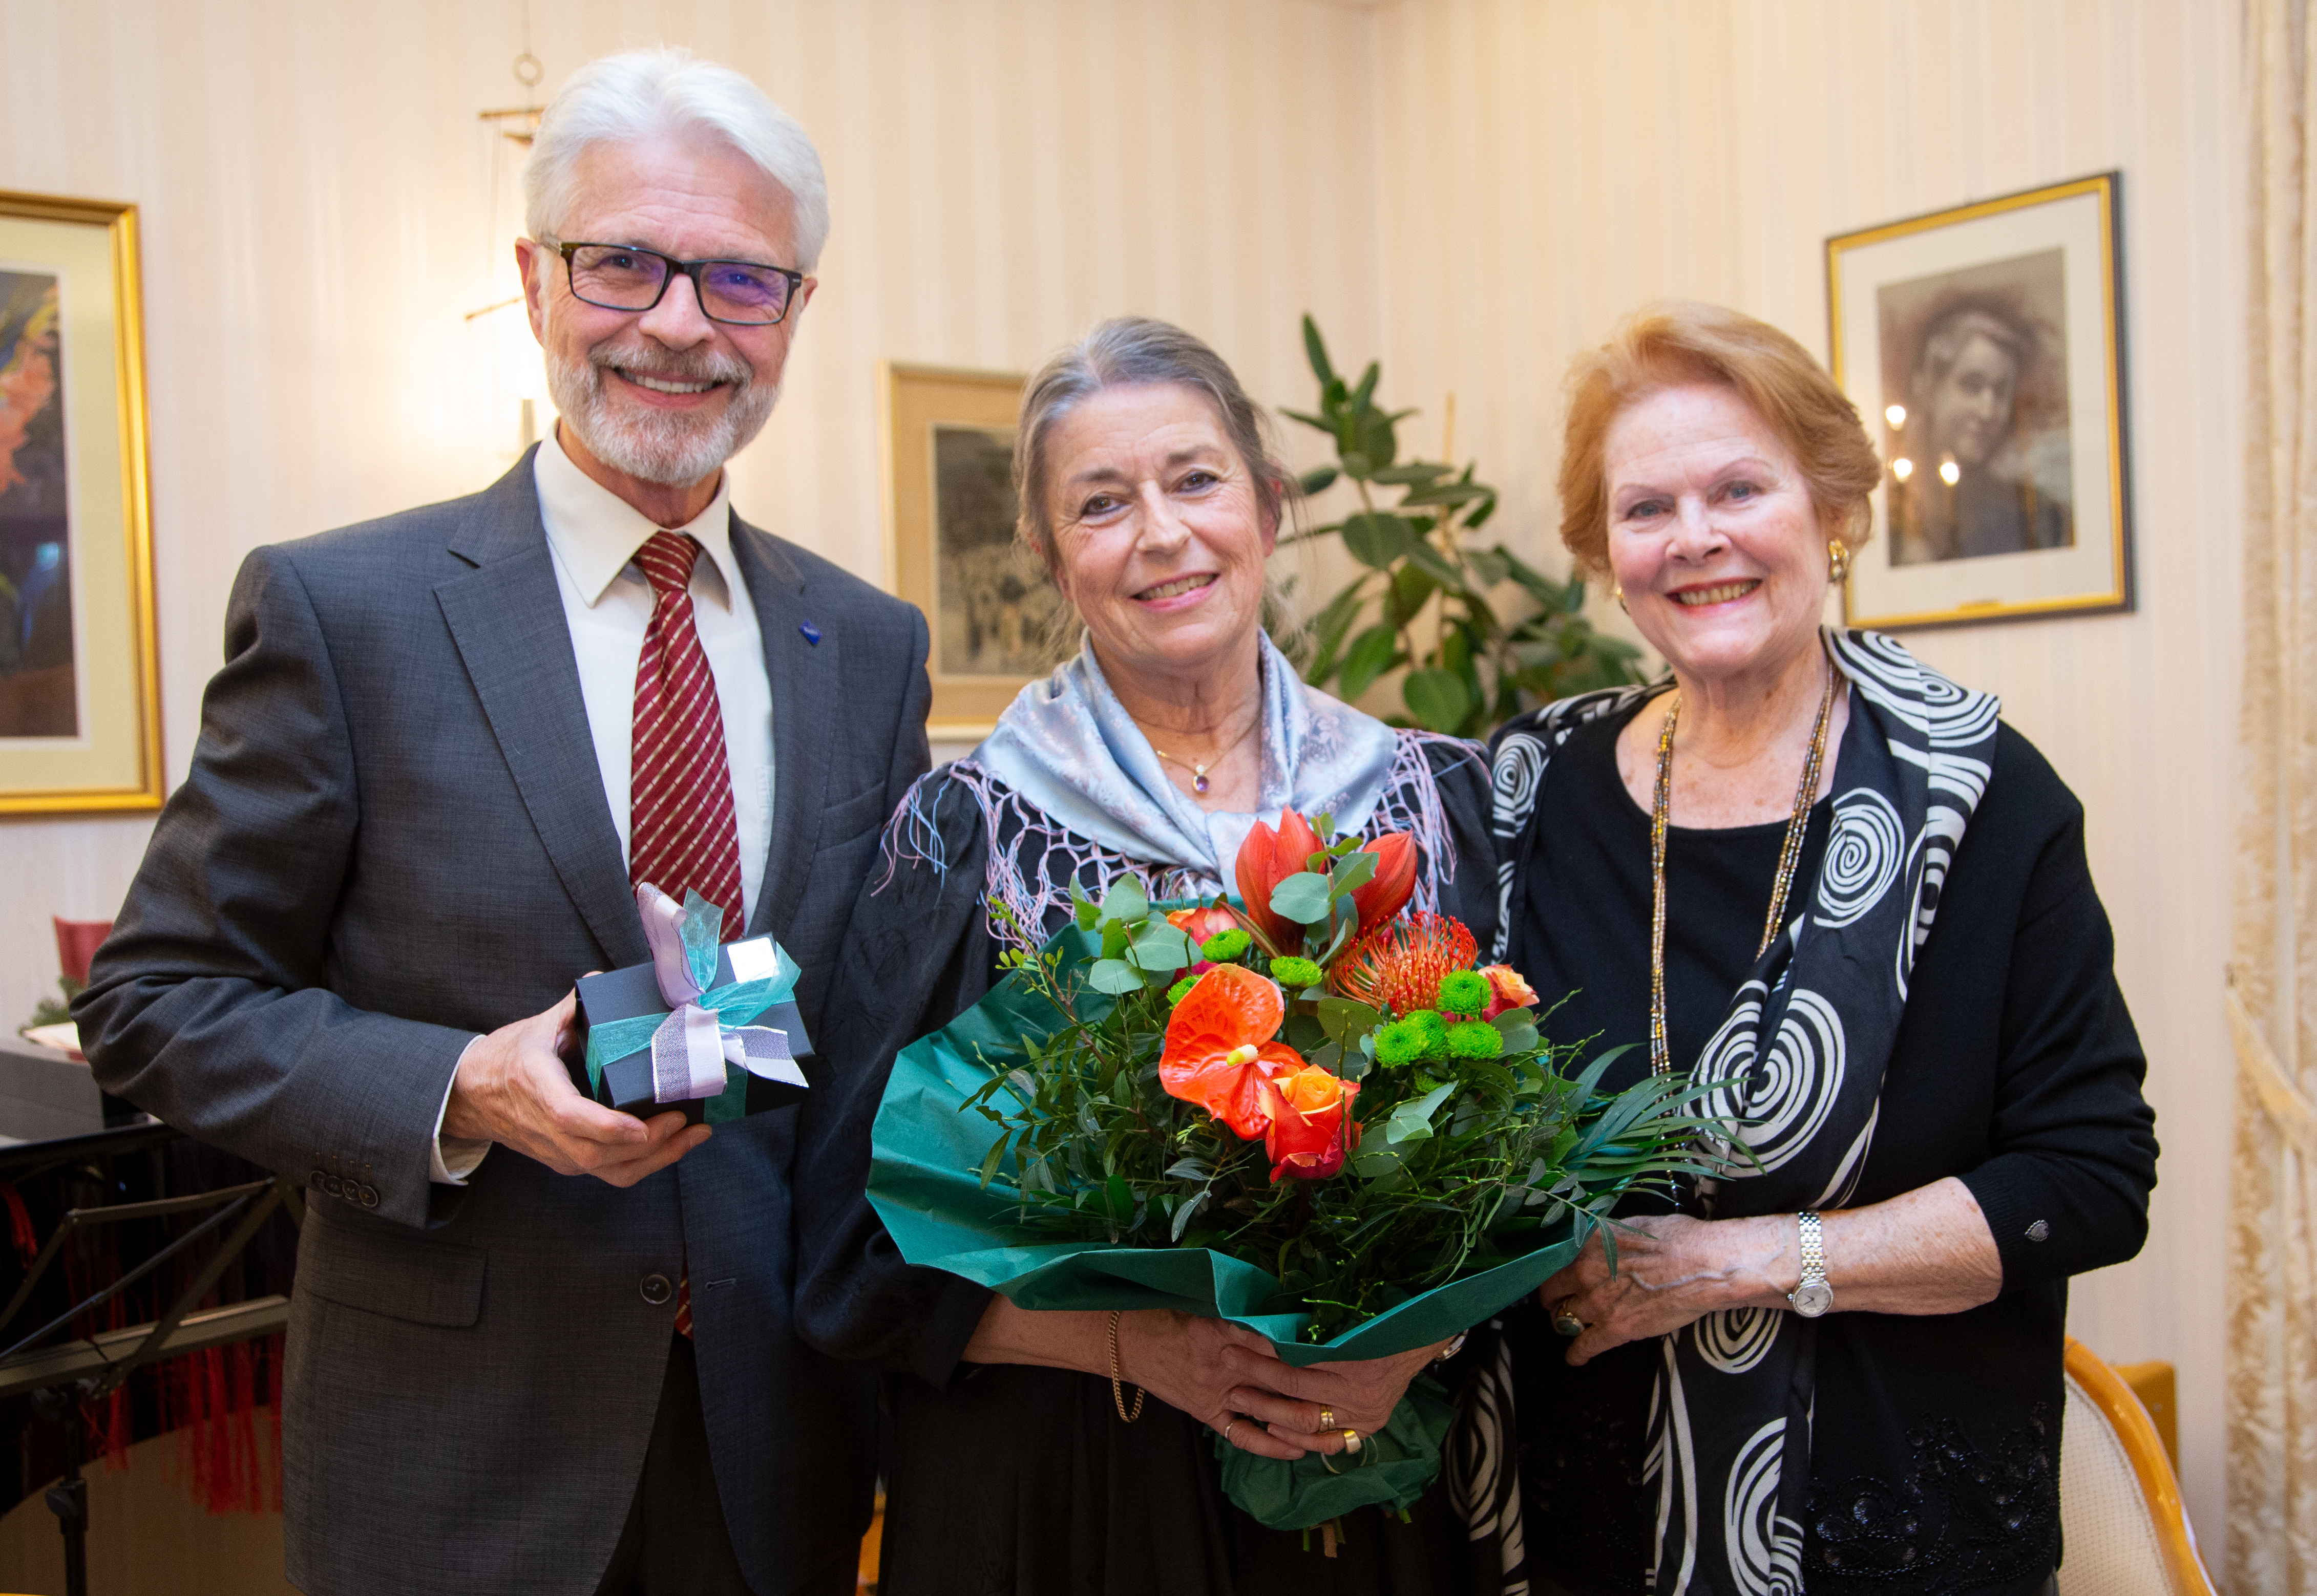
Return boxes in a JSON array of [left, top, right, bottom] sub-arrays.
[[1404, 1008, 1450, 1060], [1199, 928, 1253, 963], [1271, 956, 1324, 990], [1436, 969, 1491, 1017], [1375, 1019, 1427, 1067], [1166, 976, 1199, 1006], [1447, 1019, 1504, 1059]]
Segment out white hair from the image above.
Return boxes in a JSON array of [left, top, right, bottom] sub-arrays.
[[524, 47, 830, 271]]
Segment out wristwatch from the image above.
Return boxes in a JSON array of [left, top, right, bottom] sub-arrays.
[[1787, 1211, 1833, 1318]]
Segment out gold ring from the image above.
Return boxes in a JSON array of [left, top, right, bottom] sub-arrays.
[[1318, 1408, 1335, 1430], [1551, 1296, 1586, 1338], [1224, 1420, 1238, 1446], [1341, 1428, 1362, 1454]]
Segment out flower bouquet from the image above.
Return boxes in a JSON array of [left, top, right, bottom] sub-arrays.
[[865, 810, 1725, 1529]]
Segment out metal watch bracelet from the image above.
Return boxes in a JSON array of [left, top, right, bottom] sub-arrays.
[[1788, 1209, 1833, 1317]]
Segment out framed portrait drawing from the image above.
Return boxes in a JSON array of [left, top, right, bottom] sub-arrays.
[[1826, 172, 2130, 630], [0, 189, 159, 814], [881, 363, 1071, 740]]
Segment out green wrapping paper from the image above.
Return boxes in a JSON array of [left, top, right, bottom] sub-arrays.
[[866, 924, 1586, 1528]]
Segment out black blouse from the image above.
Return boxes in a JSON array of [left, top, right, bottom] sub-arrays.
[[1495, 703, 2160, 1596], [792, 739, 1506, 1596]]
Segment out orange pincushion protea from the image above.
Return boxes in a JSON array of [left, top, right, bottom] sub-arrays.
[[1328, 911, 1481, 1015]]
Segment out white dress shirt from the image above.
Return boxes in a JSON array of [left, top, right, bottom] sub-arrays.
[[431, 431, 777, 1182]]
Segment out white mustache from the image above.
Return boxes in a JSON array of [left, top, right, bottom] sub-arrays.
[[588, 345, 752, 389]]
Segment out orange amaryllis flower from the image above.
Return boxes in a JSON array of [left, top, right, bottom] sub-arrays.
[[1233, 810, 1325, 953], [1265, 1065, 1361, 1182], [1480, 963, 1540, 1020], [1328, 911, 1481, 1014], [1347, 833, 1417, 931], [1159, 965, 1304, 1139]]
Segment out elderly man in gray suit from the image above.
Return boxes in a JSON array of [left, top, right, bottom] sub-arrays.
[[74, 48, 917, 1596]]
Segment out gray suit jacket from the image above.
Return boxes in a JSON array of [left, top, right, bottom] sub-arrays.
[[76, 451, 930, 1596]]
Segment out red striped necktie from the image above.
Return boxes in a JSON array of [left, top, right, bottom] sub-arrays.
[[629, 530, 740, 1345], [629, 531, 744, 931]]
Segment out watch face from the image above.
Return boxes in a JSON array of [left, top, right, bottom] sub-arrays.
[[1791, 1282, 1834, 1318]]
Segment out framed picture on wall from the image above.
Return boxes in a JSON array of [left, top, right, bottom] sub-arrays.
[[881, 362, 1071, 740], [1826, 172, 2130, 630], [0, 189, 160, 814]]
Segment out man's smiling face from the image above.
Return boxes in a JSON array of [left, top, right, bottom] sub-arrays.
[[518, 132, 816, 499]]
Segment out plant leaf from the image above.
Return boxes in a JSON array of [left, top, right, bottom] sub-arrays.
[[1269, 872, 1333, 924], [1385, 1081, 1457, 1145], [1089, 958, 1145, 995], [1402, 668, 1473, 732], [1097, 877, 1149, 925], [1302, 314, 1336, 385], [1328, 848, 1378, 898], [1341, 512, 1415, 569], [1337, 624, 1401, 704]]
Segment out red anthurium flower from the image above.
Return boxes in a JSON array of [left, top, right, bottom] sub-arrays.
[[1233, 810, 1325, 953], [1159, 965, 1304, 1140], [1266, 1065, 1361, 1182], [1480, 963, 1540, 1020], [1347, 833, 1417, 931]]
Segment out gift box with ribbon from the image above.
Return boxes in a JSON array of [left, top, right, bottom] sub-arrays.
[[570, 885, 813, 1124]]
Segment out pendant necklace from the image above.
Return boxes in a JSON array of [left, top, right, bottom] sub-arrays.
[[1149, 709, 1261, 796], [1648, 642, 1842, 1076]]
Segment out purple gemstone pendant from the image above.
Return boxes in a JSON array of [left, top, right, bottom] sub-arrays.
[[1193, 774, 1210, 794]]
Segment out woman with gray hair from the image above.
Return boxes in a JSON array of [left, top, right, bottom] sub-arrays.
[[795, 317, 1499, 1592]]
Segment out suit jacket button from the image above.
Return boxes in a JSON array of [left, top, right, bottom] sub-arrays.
[[359, 1185, 380, 1208], [639, 1273, 673, 1306], [308, 1171, 325, 1191], [322, 1176, 343, 1197]]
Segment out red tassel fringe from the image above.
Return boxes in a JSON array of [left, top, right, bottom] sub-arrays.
[[161, 1335, 284, 1514]]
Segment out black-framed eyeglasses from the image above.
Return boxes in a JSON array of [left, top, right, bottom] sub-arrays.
[[553, 241, 805, 327]]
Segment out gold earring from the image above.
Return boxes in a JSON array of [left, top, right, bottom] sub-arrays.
[[1827, 540, 1851, 584], [1613, 583, 1629, 614]]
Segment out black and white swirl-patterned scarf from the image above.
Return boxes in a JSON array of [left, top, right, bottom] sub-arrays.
[[1478, 628, 1999, 1596]]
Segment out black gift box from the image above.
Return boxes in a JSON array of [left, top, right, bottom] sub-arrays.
[[569, 936, 814, 1123]]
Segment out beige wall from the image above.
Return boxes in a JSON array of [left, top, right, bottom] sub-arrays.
[[1367, 0, 2243, 1539], [0, 0, 2244, 1550]]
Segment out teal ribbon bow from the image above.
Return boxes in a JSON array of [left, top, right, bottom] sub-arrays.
[[584, 889, 802, 1123]]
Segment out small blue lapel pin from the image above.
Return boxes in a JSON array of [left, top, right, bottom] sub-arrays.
[[798, 621, 822, 646]]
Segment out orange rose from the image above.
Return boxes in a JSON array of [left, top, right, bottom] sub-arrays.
[[1480, 963, 1539, 1020], [1264, 1064, 1360, 1182]]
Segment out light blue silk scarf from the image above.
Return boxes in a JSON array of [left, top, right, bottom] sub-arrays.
[[971, 632, 1400, 897]]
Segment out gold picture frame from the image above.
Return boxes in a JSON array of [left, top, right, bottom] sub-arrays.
[[0, 189, 160, 813], [880, 361, 1071, 741], [1827, 172, 2131, 630]]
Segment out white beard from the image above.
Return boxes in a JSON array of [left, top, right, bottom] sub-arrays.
[[545, 334, 782, 488]]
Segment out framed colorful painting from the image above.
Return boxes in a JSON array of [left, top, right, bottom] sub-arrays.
[[880, 362, 1070, 741], [1827, 172, 2131, 630], [0, 189, 159, 813]]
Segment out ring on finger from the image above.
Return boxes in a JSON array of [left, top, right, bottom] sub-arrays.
[[1550, 1296, 1586, 1338], [1224, 1419, 1238, 1446], [1318, 1407, 1335, 1431], [1341, 1428, 1362, 1455]]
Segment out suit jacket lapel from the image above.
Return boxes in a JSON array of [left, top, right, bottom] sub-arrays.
[[435, 452, 649, 970], [730, 515, 836, 944]]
